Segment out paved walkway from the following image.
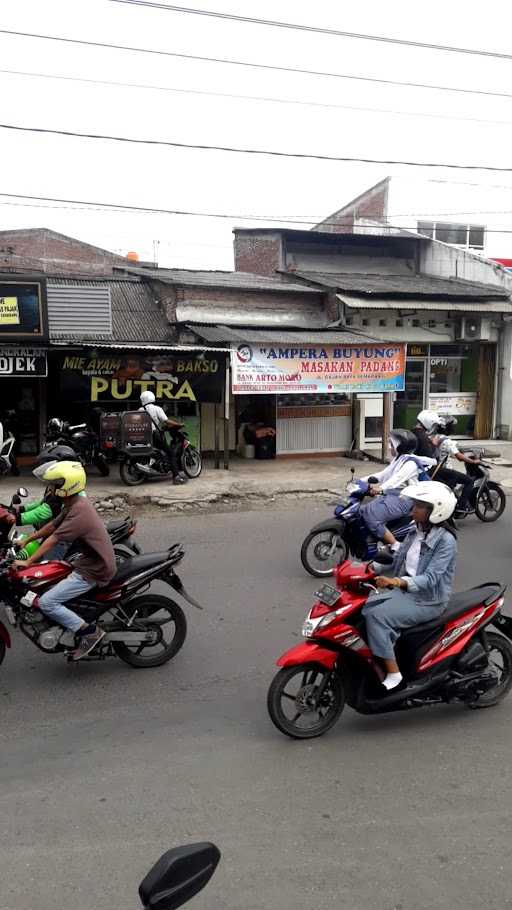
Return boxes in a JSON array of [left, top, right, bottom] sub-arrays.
[[2, 439, 512, 509]]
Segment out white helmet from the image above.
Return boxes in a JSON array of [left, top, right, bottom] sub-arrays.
[[417, 409, 441, 433], [140, 390, 156, 406], [400, 481, 457, 524]]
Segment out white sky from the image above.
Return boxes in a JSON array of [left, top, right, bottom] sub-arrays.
[[1, 0, 512, 268]]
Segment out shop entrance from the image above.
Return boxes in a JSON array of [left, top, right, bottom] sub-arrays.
[[2, 378, 41, 458], [394, 358, 427, 429]]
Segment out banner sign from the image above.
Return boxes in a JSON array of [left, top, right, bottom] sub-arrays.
[[231, 343, 406, 395], [0, 347, 47, 377], [60, 352, 225, 404], [428, 393, 477, 416], [0, 296, 20, 325]]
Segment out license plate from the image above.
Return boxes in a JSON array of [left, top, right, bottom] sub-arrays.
[[314, 584, 341, 607]]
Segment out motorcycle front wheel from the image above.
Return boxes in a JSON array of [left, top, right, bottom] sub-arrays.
[[300, 530, 347, 577], [113, 594, 187, 668], [95, 454, 110, 477], [120, 459, 146, 486], [267, 664, 345, 739], [182, 446, 202, 479], [475, 482, 506, 522]]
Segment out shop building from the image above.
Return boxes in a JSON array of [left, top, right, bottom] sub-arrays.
[[233, 228, 512, 443]]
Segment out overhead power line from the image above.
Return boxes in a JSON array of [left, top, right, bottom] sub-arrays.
[[110, 0, 512, 62], [2, 121, 512, 173], [4, 191, 512, 234], [2, 67, 512, 128], [2, 29, 512, 103]]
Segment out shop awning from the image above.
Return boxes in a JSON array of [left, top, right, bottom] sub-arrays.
[[338, 293, 512, 313], [187, 324, 377, 345]]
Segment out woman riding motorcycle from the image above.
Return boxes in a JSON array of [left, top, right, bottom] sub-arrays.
[[363, 480, 458, 690], [360, 429, 435, 551]]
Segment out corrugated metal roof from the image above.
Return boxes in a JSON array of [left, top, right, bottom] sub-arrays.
[[176, 300, 328, 328], [48, 277, 174, 343], [50, 340, 230, 352], [293, 270, 510, 299], [120, 265, 321, 294], [187, 324, 378, 345], [339, 293, 512, 313]]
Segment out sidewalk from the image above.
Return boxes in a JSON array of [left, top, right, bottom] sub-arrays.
[[3, 441, 512, 512]]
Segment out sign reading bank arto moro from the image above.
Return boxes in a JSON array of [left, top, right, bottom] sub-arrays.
[[59, 352, 225, 403], [231, 343, 406, 395]]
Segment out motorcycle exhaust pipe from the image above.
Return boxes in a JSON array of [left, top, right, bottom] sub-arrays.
[[134, 462, 160, 476]]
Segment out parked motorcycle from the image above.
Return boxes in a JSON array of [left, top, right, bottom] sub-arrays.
[[300, 475, 415, 577], [0, 486, 141, 566], [139, 842, 221, 910], [45, 417, 110, 477], [120, 427, 202, 486], [453, 449, 506, 522], [0, 544, 202, 669], [267, 556, 512, 739], [0, 417, 18, 477]]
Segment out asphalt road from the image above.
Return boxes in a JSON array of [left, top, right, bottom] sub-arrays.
[[2, 503, 512, 910]]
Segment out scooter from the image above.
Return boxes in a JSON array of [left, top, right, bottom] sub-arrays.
[[267, 556, 512, 739], [120, 427, 202, 486], [0, 544, 203, 669], [45, 417, 110, 476], [0, 418, 18, 477], [457, 449, 506, 522], [300, 474, 415, 577]]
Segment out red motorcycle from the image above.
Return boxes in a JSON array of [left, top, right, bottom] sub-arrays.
[[267, 558, 512, 738], [0, 545, 202, 670]]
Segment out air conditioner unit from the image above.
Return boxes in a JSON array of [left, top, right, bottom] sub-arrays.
[[454, 316, 493, 341]]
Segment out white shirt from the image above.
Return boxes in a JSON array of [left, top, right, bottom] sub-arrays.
[[436, 435, 459, 468], [362, 454, 435, 493], [404, 529, 424, 577], [140, 403, 168, 429]]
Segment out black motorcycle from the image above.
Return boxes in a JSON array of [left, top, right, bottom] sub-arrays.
[[120, 427, 202, 486], [448, 449, 506, 522], [45, 417, 110, 477]]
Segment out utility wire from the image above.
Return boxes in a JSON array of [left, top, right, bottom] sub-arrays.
[[2, 29, 512, 103], [2, 66, 512, 128], [4, 191, 512, 233], [2, 121, 512, 173], [110, 1, 512, 62]]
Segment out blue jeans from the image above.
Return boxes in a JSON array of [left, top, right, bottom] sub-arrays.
[[362, 589, 445, 660], [38, 571, 95, 633]]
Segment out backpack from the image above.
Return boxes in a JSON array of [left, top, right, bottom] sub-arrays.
[[403, 454, 431, 482]]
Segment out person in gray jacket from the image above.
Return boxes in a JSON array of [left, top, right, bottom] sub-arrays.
[[362, 481, 458, 691]]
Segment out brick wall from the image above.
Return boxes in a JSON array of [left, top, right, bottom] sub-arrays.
[[0, 229, 129, 275], [233, 231, 284, 276]]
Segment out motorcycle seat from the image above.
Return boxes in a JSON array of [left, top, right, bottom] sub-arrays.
[[405, 583, 504, 635], [110, 551, 170, 583], [106, 518, 130, 533]]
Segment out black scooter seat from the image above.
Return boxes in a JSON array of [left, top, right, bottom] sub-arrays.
[[405, 583, 504, 635]]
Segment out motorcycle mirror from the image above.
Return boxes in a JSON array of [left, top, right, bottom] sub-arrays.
[[17, 487, 28, 498], [139, 843, 221, 910]]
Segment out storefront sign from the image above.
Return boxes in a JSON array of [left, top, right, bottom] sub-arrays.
[[428, 393, 477, 415], [0, 347, 47, 377], [0, 282, 46, 338], [231, 343, 406, 395], [59, 352, 225, 403]]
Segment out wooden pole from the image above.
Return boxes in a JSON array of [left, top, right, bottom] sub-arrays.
[[214, 403, 220, 469], [223, 359, 230, 470], [381, 392, 392, 462]]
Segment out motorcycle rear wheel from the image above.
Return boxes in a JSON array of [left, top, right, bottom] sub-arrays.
[[95, 455, 110, 477], [474, 482, 506, 522], [300, 530, 347, 577], [0, 638, 5, 666], [182, 447, 202, 479], [468, 632, 512, 707], [113, 594, 187, 667], [267, 664, 344, 739], [120, 459, 146, 486]]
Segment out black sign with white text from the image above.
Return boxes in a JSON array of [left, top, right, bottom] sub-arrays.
[[0, 347, 48, 377]]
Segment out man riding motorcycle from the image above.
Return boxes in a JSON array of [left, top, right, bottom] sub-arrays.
[[13, 461, 116, 661], [360, 428, 435, 551], [139, 391, 188, 486], [413, 409, 441, 458], [363, 480, 458, 690], [429, 416, 481, 516]]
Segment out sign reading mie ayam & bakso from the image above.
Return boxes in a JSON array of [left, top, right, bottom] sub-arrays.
[[231, 343, 407, 395]]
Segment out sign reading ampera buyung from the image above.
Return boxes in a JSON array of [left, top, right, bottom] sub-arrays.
[[231, 343, 406, 395]]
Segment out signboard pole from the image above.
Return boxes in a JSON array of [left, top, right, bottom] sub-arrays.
[[214, 403, 220, 469], [381, 392, 392, 462]]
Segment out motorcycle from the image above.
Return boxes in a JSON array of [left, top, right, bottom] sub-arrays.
[[300, 474, 415, 577], [0, 487, 141, 566], [452, 449, 506, 522], [0, 417, 18, 477], [0, 544, 203, 669], [120, 426, 202, 486], [267, 556, 512, 739], [139, 842, 221, 910], [45, 417, 110, 477]]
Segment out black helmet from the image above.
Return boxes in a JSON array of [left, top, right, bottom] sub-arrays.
[[36, 444, 79, 466], [390, 428, 417, 455]]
